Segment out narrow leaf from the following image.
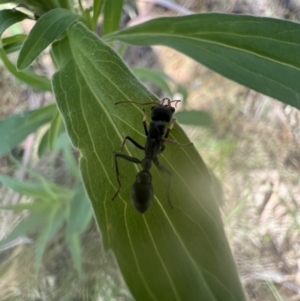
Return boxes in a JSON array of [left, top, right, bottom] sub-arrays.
[[17, 8, 79, 70], [35, 205, 65, 272], [0, 174, 72, 201], [48, 111, 63, 150], [37, 126, 51, 158], [2, 34, 27, 54], [103, 0, 123, 35], [92, 0, 104, 29], [0, 175, 53, 200], [52, 22, 246, 301], [176, 110, 213, 127], [0, 202, 51, 212], [27, 103, 57, 123], [66, 233, 82, 274], [105, 14, 300, 109], [0, 9, 28, 36], [66, 183, 92, 237], [0, 48, 52, 91], [0, 206, 49, 248], [0, 107, 53, 157], [132, 68, 173, 96]]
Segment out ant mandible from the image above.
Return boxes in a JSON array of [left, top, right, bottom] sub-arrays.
[[111, 98, 192, 213]]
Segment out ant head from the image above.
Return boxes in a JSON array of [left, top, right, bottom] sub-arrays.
[[131, 171, 153, 213], [151, 106, 175, 122]]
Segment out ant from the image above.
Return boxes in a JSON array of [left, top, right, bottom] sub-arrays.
[[111, 98, 192, 213]]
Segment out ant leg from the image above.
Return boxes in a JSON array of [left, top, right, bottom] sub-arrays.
[[153, 157, 174, 209], [164, 118, 176, 139], [142, 109, 148, 136], [120, 136, 145, 152], [112, 152, 142, 200], [163, 137, 193, 147]]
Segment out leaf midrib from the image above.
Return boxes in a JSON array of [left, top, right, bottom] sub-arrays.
[[109, 32, 300, 71]]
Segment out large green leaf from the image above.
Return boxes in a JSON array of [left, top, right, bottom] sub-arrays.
[[52, 22, 246, 301], [105, 13, 300, 109], [0, 105, 56, 157], [17, 8, 79, 70]]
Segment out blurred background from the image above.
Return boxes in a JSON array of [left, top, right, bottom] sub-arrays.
[[1, 0, 300, 300]]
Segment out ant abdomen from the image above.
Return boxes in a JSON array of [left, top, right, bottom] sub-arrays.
[[131, 171, 153, 213]]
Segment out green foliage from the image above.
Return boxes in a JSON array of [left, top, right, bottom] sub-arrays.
[[1, 1, 300, 300], [51, 22, 245, 301], [17, 8, 79, 70], [105, 14, 300, 109], [0, 141, 93, 274], [102, 0, 123, 35], [0, 105, 56, 156]]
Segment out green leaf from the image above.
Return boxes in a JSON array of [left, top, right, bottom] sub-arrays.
[[92, 0, 104, 30], [0, 9, 28, 36], [0, 175, 53, 200], [17, 8, 79, 70], [0, 48, 52, 91], [132, 68, 173, 96], [105, 14, 300, 109], [34, 106, 62, 156], [176, 110, 213, 127], [48, 111, 63, 150], [52, 22, 246, 301], [66, 183, 92, 237], [0, 174, 72, 201], [2, 34, 27, 54], [27, 104, 57, 123], [37, 126, 51, 157], [35, 204, 66, 272], [103, 0, 123, 35], [0, 202, 52, 212], [66, 184, 92, 275], [0, 205, 49, 248], [66, 233, 82, 274], [0, 107, 54, 157]]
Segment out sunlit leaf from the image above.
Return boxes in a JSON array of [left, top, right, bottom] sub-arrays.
[[105, 14, 300, 109], [52, 22, 246, 301], [17, 8, 79, 70]]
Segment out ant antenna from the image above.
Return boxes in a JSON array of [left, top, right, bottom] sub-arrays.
[[116, 98, 181, 108], [115, 101, 159, 106]]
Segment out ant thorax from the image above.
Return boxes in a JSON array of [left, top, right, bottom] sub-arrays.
[[148, 120, 165, 138]]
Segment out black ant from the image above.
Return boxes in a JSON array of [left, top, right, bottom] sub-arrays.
[[111, 98, 192, 213]]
